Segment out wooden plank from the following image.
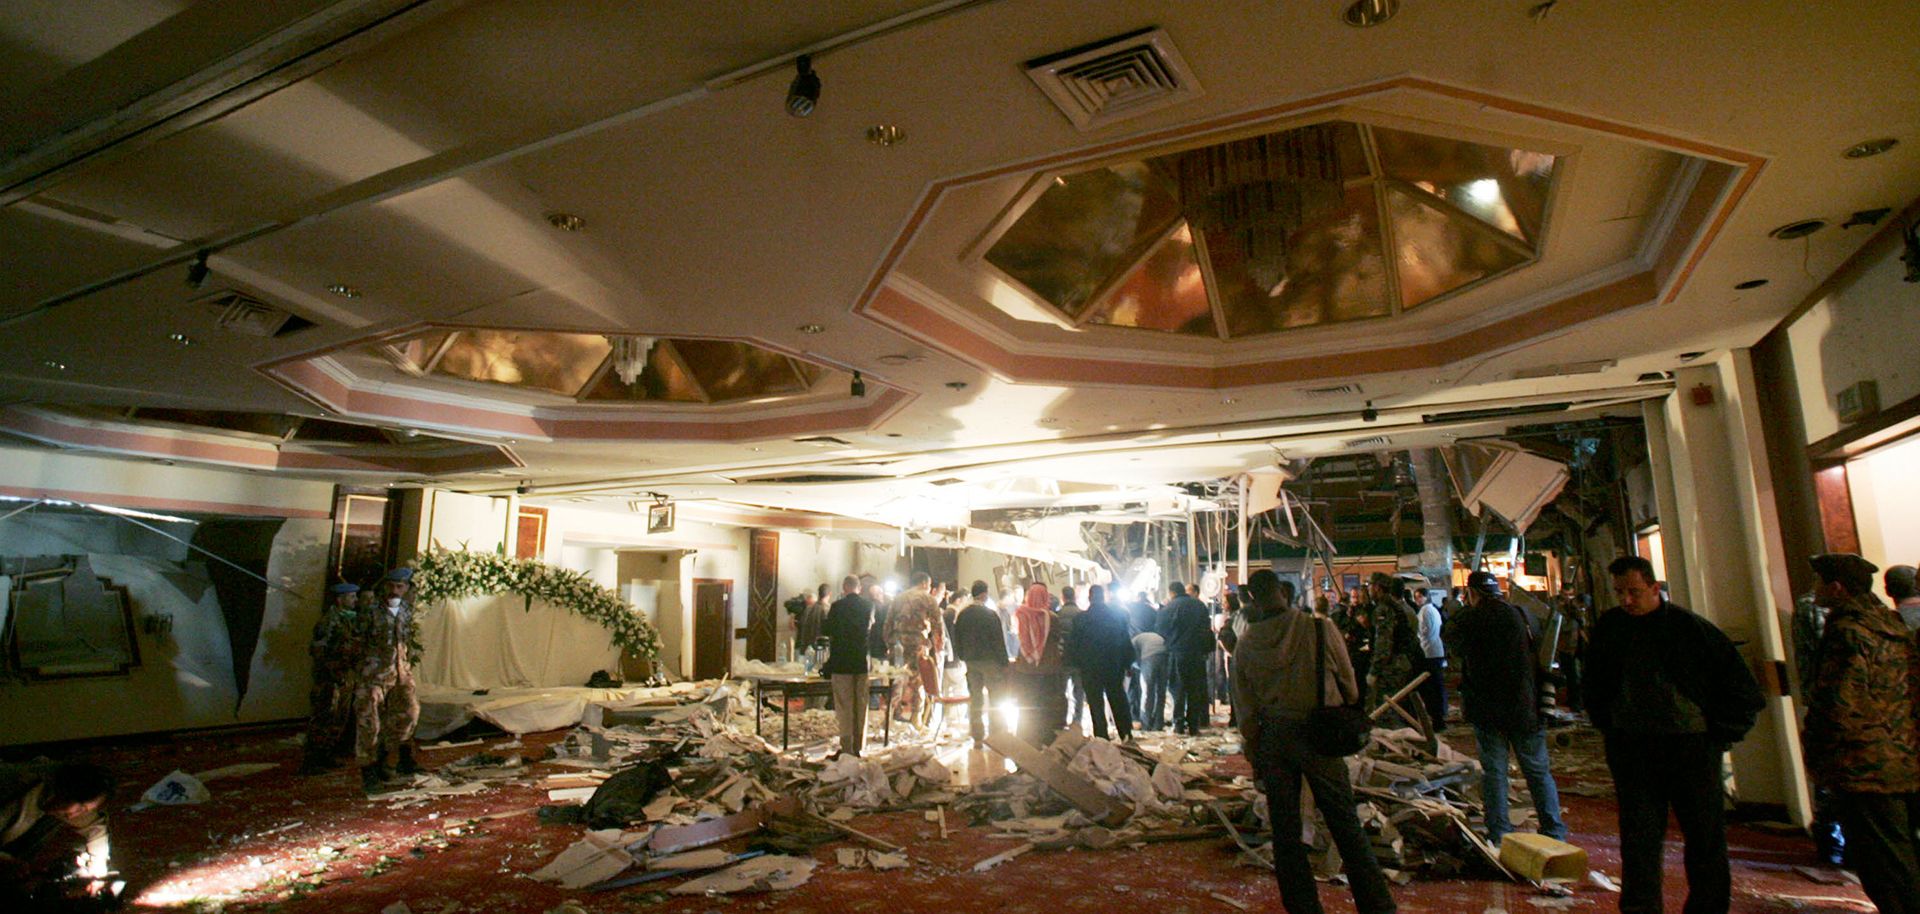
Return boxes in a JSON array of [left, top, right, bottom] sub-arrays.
[[985, 731, 1128, 827]]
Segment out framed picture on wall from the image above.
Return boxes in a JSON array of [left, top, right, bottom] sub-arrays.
[[647, 502, 676, 534]]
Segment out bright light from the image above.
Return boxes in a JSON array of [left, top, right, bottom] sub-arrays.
[[884, 580, 900, 596], [1466, 179, 1501, 205], [998, 698, 1021, 734]]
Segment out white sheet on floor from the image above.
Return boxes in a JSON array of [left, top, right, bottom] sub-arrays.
[[416, 591, 622, 690], [414, 683, 690, 739]]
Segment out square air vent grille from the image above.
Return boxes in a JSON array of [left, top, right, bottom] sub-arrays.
[[1299, 383, 1363, 398], [1025, 27, 1202, 131]]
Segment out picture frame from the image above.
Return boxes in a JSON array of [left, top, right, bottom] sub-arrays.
[[647, 502, 676, 534]]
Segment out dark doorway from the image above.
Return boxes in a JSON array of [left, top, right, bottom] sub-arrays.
[[692, 579, 733, 680], [746, 530, 779, 662]]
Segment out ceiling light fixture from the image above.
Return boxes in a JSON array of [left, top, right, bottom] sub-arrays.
[[850, 371, 866, 398], [1902, 219, 1920, 283], [786, 55, 820, 117], [608, 335, 657, 386], [1769, 219, 1826, 240], [1342, 0, 1399, 27], [185, 251, 211, 289], [1361, 400, 1379, 422], [865, 124, 905, 147], [1843, 137, 1899, 159], [43, 360, 67, 371], [168, 333, 193, 346], [798, 323, 824, 334], [545, 212, 586, 232], [1734, 278, 1769, 290], [326, 283, 362, 298], [944, 381, 968, 390]]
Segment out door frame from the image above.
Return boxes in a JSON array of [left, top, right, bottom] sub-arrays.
[[691, 577, 734, 680]]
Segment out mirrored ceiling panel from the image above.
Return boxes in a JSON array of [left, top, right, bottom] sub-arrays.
[[980, 119, 1556, 338], [435, 330, 611, 396]]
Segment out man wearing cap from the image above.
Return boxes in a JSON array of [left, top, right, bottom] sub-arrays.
[[1586, 555, 1765, 914], [301, 582, 364, 774], [1446, 570, 1567, 845], [1885, 564, 1920, 633], [1803, 553, 1920, 911], [353, 567, 423, 792]]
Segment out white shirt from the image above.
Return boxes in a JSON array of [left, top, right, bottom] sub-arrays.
[[1416, 602, 1446, 660]]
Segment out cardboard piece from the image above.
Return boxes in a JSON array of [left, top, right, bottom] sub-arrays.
[[1499, 833, 1589, 882], [668, 854, 815, 894], [985, 731, 1128, 826], [533, 830, 634, 888]]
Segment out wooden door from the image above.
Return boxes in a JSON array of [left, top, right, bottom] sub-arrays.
[[692, 580, 732, 680], [746, 529, 779, 662]]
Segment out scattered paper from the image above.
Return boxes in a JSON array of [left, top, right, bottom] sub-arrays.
[[669, 854, 815, 894], [532, 830, 634, 888], [141, 770, 210, 806], [1587, 871, 1620, 892]]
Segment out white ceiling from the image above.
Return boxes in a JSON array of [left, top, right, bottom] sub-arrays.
[[1, 0, 1916, 526]]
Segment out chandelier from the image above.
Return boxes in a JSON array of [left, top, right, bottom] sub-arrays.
[[1173, 123, 1346, 296]]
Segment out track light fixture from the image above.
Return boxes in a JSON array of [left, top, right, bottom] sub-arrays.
[[1361, 400, 1378, 422], [850, 371, 866, 398], [1902, 219, 1920, 283], [185, 250, 211, 289], [786, 55, 820, 117]]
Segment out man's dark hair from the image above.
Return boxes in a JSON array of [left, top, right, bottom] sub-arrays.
[[1088, 584, 1106, 606], [1169, 581, 1186, 596], [1608, 555, 1657, 584], [1246, 569, 1281, 603], [817, 582, 830, 600], [970, 579, 990, 598], [1278, 579, 1297, 604], [1062, 586, 1076, 603], [910, 570, 932, 587], [45, 763, 113, 807], [1887, 566, 1919, 602], [841, 574, 860, 593]]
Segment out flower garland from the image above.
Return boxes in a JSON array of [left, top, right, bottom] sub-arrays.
[[410, 548, 661, 661]]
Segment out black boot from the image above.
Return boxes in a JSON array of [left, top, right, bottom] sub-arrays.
[[360, 763, 392, 793], [394, 745, 422, 776]]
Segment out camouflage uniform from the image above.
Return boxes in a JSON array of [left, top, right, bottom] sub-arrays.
[[1367, 598, 1422, 709], [303, 591, 361, 767], [887, 588, 940, 720], [353, 593, 421, 765], [1802, 593, 1919, 793]]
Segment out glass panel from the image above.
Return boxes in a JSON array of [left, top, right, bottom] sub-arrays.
[[1082, 223, 1215, 335], [384, 330, 451, 373], [674, 339, 808, 402], [433, 330, 611, 396], [1371, 125, 1555, 244], [1386, 184, 1530, 309], [1204, 182, 1389, 336], [984, 161, 1182, 316], [290, 418, 394, 444]]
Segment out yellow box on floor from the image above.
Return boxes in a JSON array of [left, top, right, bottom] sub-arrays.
[[1497, 833, 1588, 881]]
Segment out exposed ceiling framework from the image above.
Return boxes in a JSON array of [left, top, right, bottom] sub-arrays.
[[0, 1, 1914, 530]]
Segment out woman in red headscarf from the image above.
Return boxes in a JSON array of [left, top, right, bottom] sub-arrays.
[[1011, 583, 1067, 744]]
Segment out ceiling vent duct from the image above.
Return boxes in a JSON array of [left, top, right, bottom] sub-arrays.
[[1298, 382, 1364, 398], [1341, 434, 1392, 449], [1025, 27, 1202, 131], [195, 289, 315, 338], [1509, 359, 1616, 380]]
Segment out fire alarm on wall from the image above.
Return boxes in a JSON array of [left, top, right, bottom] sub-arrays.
[[1690, 384, 1714, 406]]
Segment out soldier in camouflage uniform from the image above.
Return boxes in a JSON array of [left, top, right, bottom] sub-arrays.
[[1366, 575, 1426, 730], [300, 582, 363, 774], [354, 567, 423, 793], [887, 572, 941, 724], [1803, 553, 1920, 911]]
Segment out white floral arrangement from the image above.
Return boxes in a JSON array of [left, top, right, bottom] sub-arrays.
[[411, 548, 661, 661]]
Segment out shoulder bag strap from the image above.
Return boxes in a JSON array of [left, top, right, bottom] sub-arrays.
[[1314, 614, 1328, 709]]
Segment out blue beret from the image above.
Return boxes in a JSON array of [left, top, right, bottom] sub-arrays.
[[329, 582, 360, 594], [384, 567, 414, 582]]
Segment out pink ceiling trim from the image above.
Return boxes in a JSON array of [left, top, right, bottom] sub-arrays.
[[0, 483, 330, 519]]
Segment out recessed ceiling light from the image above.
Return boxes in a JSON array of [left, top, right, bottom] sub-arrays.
[[1342, 0, 1398, 27], [1221, 396, 1237, 404], [876, 354, 914, 365], [168, 332, 194, 346], [885, 432, 903, 438], [798, 323, 825, 334], [545, 211, 586, 232], [1037, 417, 1059, 425], [944, 381, 968, 391], [1734, 278, 1769, 290], [1843, 137, 1899, 159], [42, 360, 66, 371], [326, 283, 361, 298], [1677, 351, 1706, 362], [865, 124, 906, 147], [1769, 219, 1827, 240]]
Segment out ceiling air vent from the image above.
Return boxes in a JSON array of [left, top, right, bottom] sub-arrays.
[[1509, 359, 1615, 381], [195, 289, 315, 338], [1299, 383, 1363, 398], [1342, 434, 1392, 449], [792, 436, 851, 448], [1025, 27, 1202, 131]]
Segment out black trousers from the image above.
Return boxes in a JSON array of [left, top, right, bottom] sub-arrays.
[[1256, 714, 1397, 914], [1169, 652, 1210, 735], [1084, 668, 1132, 741], [1833, 791, 1920, 914], [1603, 731, 1729, 914], [1417, 657, 1447, 724]]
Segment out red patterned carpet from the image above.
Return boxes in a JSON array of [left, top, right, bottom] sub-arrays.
[[15, 722, 1874, 914]]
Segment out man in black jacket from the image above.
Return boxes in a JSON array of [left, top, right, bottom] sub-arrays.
[[952, 580, 1009, 747], [1161, 582, 1215, 735], [1446, 570, 1566, 845], [821, 575, 874, 757], [1066, 585, 1136, 741], [1586, 555, 1764, 914]]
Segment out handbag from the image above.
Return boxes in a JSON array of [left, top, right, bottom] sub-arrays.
[[1303, 617, 1372, 757]]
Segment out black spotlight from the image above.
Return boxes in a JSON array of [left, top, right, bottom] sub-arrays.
[[1361, 400, 1378, 422], [1902, 219, 1920, 284], [850, 371, 866, 398], [786, 55, 820, 117], [185, 250, 211, 289]]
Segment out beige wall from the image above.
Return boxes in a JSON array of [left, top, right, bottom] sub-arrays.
[[1786, 243, 1920, 444]]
